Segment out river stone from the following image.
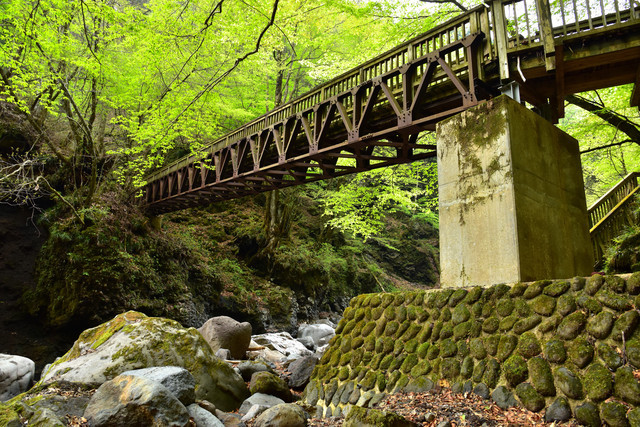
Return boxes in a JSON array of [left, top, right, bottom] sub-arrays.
[[297, 323, 335, 351], [237, 361, 274, 382], [239, 393, 284, 415], [29, 407, 65, 427], [628, 272, 640, 294], [253, 403, 308, 427], [473, 383, 490, 399], [600, 401, 630, 427], [527, 357, 555, 396], [198, 316, 252, 360], [252, 332, 313, 361], [491, 386, 518, 409], [344, 405, 416, 427], [611, 310, 639, 342], [121, 366, 195, 406], [83, 374, 190, 426], [188, 403, 224, 427], [567, 337, 594, 368], [545, 397, 571, 422], [575, 401, 601, 427], [515, 383, 545, 412], [555, 367, 583, 399], [585, 274, 604, 295], [598, 342, 623, 370], [628, 408, 640, 427], [614, 366, 640, 405], [544, 340, 566, 364], [586, 311, 615, 339], [250, 372, 292, 402], [595, 289, 632, 311], [0, 354, 35, 401], [556, 311, 586, 340], [38, 311, 249, 411], [583, 363, 613, 401], [288, 356, 318, 389]]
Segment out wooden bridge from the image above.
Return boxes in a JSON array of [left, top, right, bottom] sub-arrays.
[[143, 0, 640, 215]]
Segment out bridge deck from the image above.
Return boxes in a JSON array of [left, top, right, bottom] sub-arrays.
[[144, 0, 640, 214]]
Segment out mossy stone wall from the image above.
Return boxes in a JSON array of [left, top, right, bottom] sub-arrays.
[[303, 275, 640, 425]]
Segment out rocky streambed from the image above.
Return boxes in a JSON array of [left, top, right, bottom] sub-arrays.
[[0, 311, 341, 426]]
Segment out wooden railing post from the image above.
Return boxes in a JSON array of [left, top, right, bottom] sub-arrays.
[[535, 0, 556, 71], [492, 0, 510, 81]]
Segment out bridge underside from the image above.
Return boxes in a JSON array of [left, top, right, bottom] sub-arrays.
[[143, 2, 640, 215]]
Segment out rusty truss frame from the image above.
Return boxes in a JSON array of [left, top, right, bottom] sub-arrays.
[[145, 33, 487, 214]]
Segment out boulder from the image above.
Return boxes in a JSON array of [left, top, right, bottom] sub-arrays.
[[121, 366, 196, 406], [198, 316, 252, 360], [83, 374, 190, 426], [39, 311, 249, 411], [250, 372, 292, 402], [237, 361, 274, 382], [297, 323, 335, 350], [253, 403, 309, 427], [188, 403, 224, 427], [288, 356, 318, 389], [29, 407, 65, 427], [252, 333, 313, 361], [0, 354, 35, 401], [241, 404, 269, 422], [239, 393, 285, 415], [216, 349, 232, 360]]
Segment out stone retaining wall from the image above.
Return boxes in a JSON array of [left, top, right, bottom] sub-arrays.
[[303, 275, 640, 426]]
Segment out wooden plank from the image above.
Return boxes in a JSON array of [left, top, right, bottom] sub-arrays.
[[535, 0, 556, 71], [492, 0, 510, 80]]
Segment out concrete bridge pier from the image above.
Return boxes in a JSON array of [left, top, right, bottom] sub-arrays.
[[436, 95, 594, 288]]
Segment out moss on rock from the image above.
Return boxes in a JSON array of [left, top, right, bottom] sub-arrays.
[[555, 367, 583, 399], [515, 383, 545, 412], [496, 299, 515, 317], [440, 339, 457, 358], [528, 357, 555, 396], [482, 317, 499, 333], [523, 281, 549, 299], [556, 294, 576, 316], [531, 295, 556, 316], [484, 335, 499, 356], [575, 401, 601, 427], [614, 366, 640, 405], [544, 340, 567, 364], [595, 288, 632, 312], [557, 311, 587, 340], [503, 354, 528, 387], [585, 274, 604, 295], [516, 332, 541, 359], [567, 337, 594, 368], [586, 310, 615, 339], [483, 359, 500, 389], [583, 363, 613, 401], [513, 315, 542, 334], [499, 316, 517, 332], [611, 310, 639, 342], [497, 334, 518, 362], [598, 342, 623, 370], [600, 401, 630, 427], [470, 338, 486, 359], [543, 281, 570, 297], [441, 358, 461, 380]]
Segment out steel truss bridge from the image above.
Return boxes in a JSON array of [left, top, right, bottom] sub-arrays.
[[144, 0, 640, 214]]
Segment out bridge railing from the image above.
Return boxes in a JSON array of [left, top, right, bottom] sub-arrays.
[[145, 5, 494, 184], [589, 171, 640, 264], [502, 0, 639, 51], [145, 0, 639, 187]]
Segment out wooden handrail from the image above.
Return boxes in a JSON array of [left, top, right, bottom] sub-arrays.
[[588, 171, 640, 264]]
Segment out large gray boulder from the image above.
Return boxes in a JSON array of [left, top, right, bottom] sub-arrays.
[[39, 311, 249, 411], [250, 372, 292, 402], [237, 361, 273, 382], [121, 366, 196, 406], [83, 374, 190, 426], [254, 403, 309, 427], [198, 316, 252, 360], [297, 323, 334, 350], [252, 333, 313, 361], [0, 354, 35, 401]]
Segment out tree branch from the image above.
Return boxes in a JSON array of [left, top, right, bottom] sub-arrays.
[[566, 94, 640, 145], [418, 0, 467, 12]]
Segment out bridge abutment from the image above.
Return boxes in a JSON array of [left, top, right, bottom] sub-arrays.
[[437, 95, 593, 288]]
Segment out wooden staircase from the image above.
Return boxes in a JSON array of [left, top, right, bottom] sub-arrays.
[[588, 172, 640, 266]]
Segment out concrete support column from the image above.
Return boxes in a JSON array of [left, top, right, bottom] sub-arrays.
[[437, 95, 593, 288]]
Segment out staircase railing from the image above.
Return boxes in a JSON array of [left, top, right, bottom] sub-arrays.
[[588, 172, 640, 265]]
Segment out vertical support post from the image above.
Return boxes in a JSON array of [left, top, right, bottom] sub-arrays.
[[436, 96, 593, 288], [492, 0, 510, 81], [631, 64, 640, 112], [535, 0, 556, 71]]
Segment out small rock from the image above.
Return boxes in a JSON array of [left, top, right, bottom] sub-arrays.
[[237, 361, 273, 382], [216, 348, 232, 360], [491, 386, 518, 409], [436, 422, 452, 427], [239, 393, 285, 415], [241, 404, 269, 422], [83, 374, 190, 426], [188, 403, 224, 426], [575, 401, 601, 427], [545, 397, 571, 422], [344, 405, 417, 427], [600, 400, 630, 427], [199, 316, 252, 360], [0, 354, 35, 401], [288, 356, 318, 389], [29, 407, 65, 427], [121, 366, 196, 406], [473, 383, 490, 399], [216, 409, 246, 427], [250, 371, 292, 402]]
